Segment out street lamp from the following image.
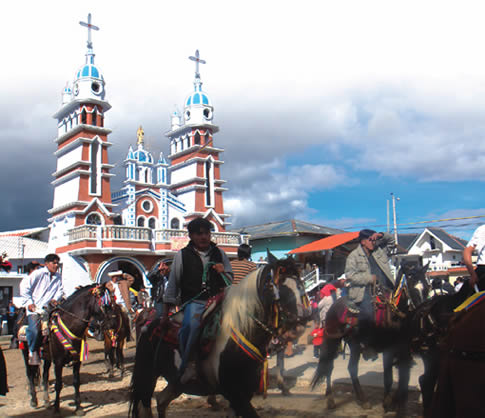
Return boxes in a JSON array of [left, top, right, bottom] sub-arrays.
[[391, 193, 400, 245]]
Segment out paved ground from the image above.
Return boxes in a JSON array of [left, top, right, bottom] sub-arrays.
[[269, 342, 424, 391]]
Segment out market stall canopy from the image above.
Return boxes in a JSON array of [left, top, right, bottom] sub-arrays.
[[288, 231, 359, 254]]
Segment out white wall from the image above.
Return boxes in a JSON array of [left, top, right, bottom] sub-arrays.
[[56, 146, 84, 172], [53, 177, 80, 209], [171, 163, 197, 185]]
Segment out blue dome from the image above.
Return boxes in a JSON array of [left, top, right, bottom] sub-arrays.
[[185, 89, 211, 107], [133, 149, 153, 164], [76, 64, 104, 81]]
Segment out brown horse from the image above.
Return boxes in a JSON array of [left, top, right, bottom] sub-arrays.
[[431, 292, 485, 418], [102, 303, 129, 377]]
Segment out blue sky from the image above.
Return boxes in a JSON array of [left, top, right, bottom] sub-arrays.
[[0, 0, 484, 241]]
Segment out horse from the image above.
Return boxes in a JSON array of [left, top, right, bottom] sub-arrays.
[[429, 290, 485, 417], [129, 257, 312, 417], [47, 284, 111, 414], [102, 302, 129, 377], [410, 279, 476, 416], [311, 262, 430, 417], [134, 289, 158, 343]]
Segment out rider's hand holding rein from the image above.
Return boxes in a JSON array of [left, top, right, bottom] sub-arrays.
[[212, 263, 225, 274]]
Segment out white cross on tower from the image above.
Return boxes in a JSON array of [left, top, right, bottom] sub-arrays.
[[79, 13, 99, 49], [189, 50, 206, 79]]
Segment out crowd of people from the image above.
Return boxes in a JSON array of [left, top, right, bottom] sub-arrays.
[[5, 220, 485, 386]]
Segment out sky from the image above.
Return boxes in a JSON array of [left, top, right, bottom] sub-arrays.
[[1, 0, 485, 240]]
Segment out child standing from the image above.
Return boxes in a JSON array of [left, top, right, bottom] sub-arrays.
[[310, 325, 324, 359]]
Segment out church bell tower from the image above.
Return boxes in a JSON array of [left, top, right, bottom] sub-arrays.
[[48, 14, 115, 252], [165, 50, 230, 231]]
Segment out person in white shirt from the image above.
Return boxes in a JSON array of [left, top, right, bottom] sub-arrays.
[[20, 253, 64, 365], [463, 225, 485, 290]]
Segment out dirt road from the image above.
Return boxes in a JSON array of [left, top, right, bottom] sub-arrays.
[[0, 339, 422, 417]]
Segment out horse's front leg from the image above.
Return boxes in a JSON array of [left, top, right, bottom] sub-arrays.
[[395, 350, 411, 418], [116, 344, 125, 377], [42, 358, 51, 407], [72, 361, 84, 415], [28, 365, 38, 408], [104, 338, 114, 378], [53, 361, 63, 413], [383, 348, 394, 411], [348, 340, 370, 409], [155, 383, 181, 418]]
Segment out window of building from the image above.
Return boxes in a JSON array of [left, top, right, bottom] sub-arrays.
[[86, 213, 102, 225], [137, 217, 145, 227], [92, 108, 97, 126], [90, 140, 100, 195], [170, 218, 180, 229], [194, 132, 201, 145], [205, 160, 213, 207], [430, 236, 436, 250], [148, 217, 156, 229], [141, 200, 153, 213], [81, 109, 87, 124]]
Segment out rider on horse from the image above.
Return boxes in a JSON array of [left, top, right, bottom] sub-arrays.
[[345, 229, 396, 359], [20, 253, 65, 366], [162, 217, 233, 384]]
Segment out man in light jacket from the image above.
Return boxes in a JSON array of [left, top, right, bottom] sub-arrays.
[[345, 229, 395, 359]]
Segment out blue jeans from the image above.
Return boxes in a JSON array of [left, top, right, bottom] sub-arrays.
[[26, 314, 41, 354], [178, 302, 205, 373], [358, 286, 374, 323]]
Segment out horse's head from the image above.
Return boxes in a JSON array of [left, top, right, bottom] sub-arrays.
[[398, 261, 430, 308], [88, 283, 114, 322], [259, 256, 312, 343]]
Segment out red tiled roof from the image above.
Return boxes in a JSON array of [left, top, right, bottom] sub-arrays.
[[289, 231, 359, 254]]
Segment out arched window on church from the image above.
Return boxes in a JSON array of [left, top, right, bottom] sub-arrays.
[[194, 132, 201, 145], [137, 217, 145, 227], [90, 139, 101, 195], [86, 213, 102, 225], [92, 108, 97, 126], [81, 109, 87, 124], [148, 217, 156, 229], [170, 218, 180, 230], [205, 160, 213, 207]]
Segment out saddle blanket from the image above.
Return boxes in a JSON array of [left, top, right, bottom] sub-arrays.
[[454, 291, 485, 313]]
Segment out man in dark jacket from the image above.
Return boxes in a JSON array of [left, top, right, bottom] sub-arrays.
[[162, 217, 233, 383]]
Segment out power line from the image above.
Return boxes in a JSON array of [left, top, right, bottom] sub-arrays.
[[341, 214, 485, 232]]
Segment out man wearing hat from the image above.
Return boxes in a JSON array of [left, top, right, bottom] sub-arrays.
[[147, 259, 172, 317], [106, 270, 135, 313], [163, 217, 233, 384], [345, 229, 396, 359]]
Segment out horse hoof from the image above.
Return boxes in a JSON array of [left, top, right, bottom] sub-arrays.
[[383, 394, 395, 412], [30, 399, 37, 408], [327, 398, 336, 409], [360, 401, 371, 410], [75, 408, 85, 416]]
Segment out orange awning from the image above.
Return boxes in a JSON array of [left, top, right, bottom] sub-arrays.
[[288, 231, 359, 254]]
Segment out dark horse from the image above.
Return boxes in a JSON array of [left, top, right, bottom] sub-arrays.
[[311, 262, 430, 417], [130, 258, 312, 417], [410, 279, 476, 417], [102, 303, 129, 377], [17, 284, 111, 414], [430, 291, 485, 417]]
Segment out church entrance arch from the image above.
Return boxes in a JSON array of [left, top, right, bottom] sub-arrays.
[[95, 256, 148, 291]]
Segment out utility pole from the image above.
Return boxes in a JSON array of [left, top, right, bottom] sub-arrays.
[[386, 199, 390, 233], [391, 193, 399, 245]]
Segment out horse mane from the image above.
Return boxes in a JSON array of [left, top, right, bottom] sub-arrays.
[[220, 267, 265, 339], [61, 284, 98, 311]]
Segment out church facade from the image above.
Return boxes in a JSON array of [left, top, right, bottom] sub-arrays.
[[47, 14, 243, 294]]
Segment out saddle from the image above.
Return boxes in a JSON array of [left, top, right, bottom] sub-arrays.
[[158, 292, 225, 355], [325, 292, 401, 338]]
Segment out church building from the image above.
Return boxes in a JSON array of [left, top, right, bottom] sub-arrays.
[[47, 14, 242, 294]]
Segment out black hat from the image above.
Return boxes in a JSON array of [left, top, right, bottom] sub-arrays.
[[358, 229, 376, 241]]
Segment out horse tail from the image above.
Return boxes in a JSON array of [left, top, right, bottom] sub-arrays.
[[129, 319, 160, 417], [311, 337, 340, 389]]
